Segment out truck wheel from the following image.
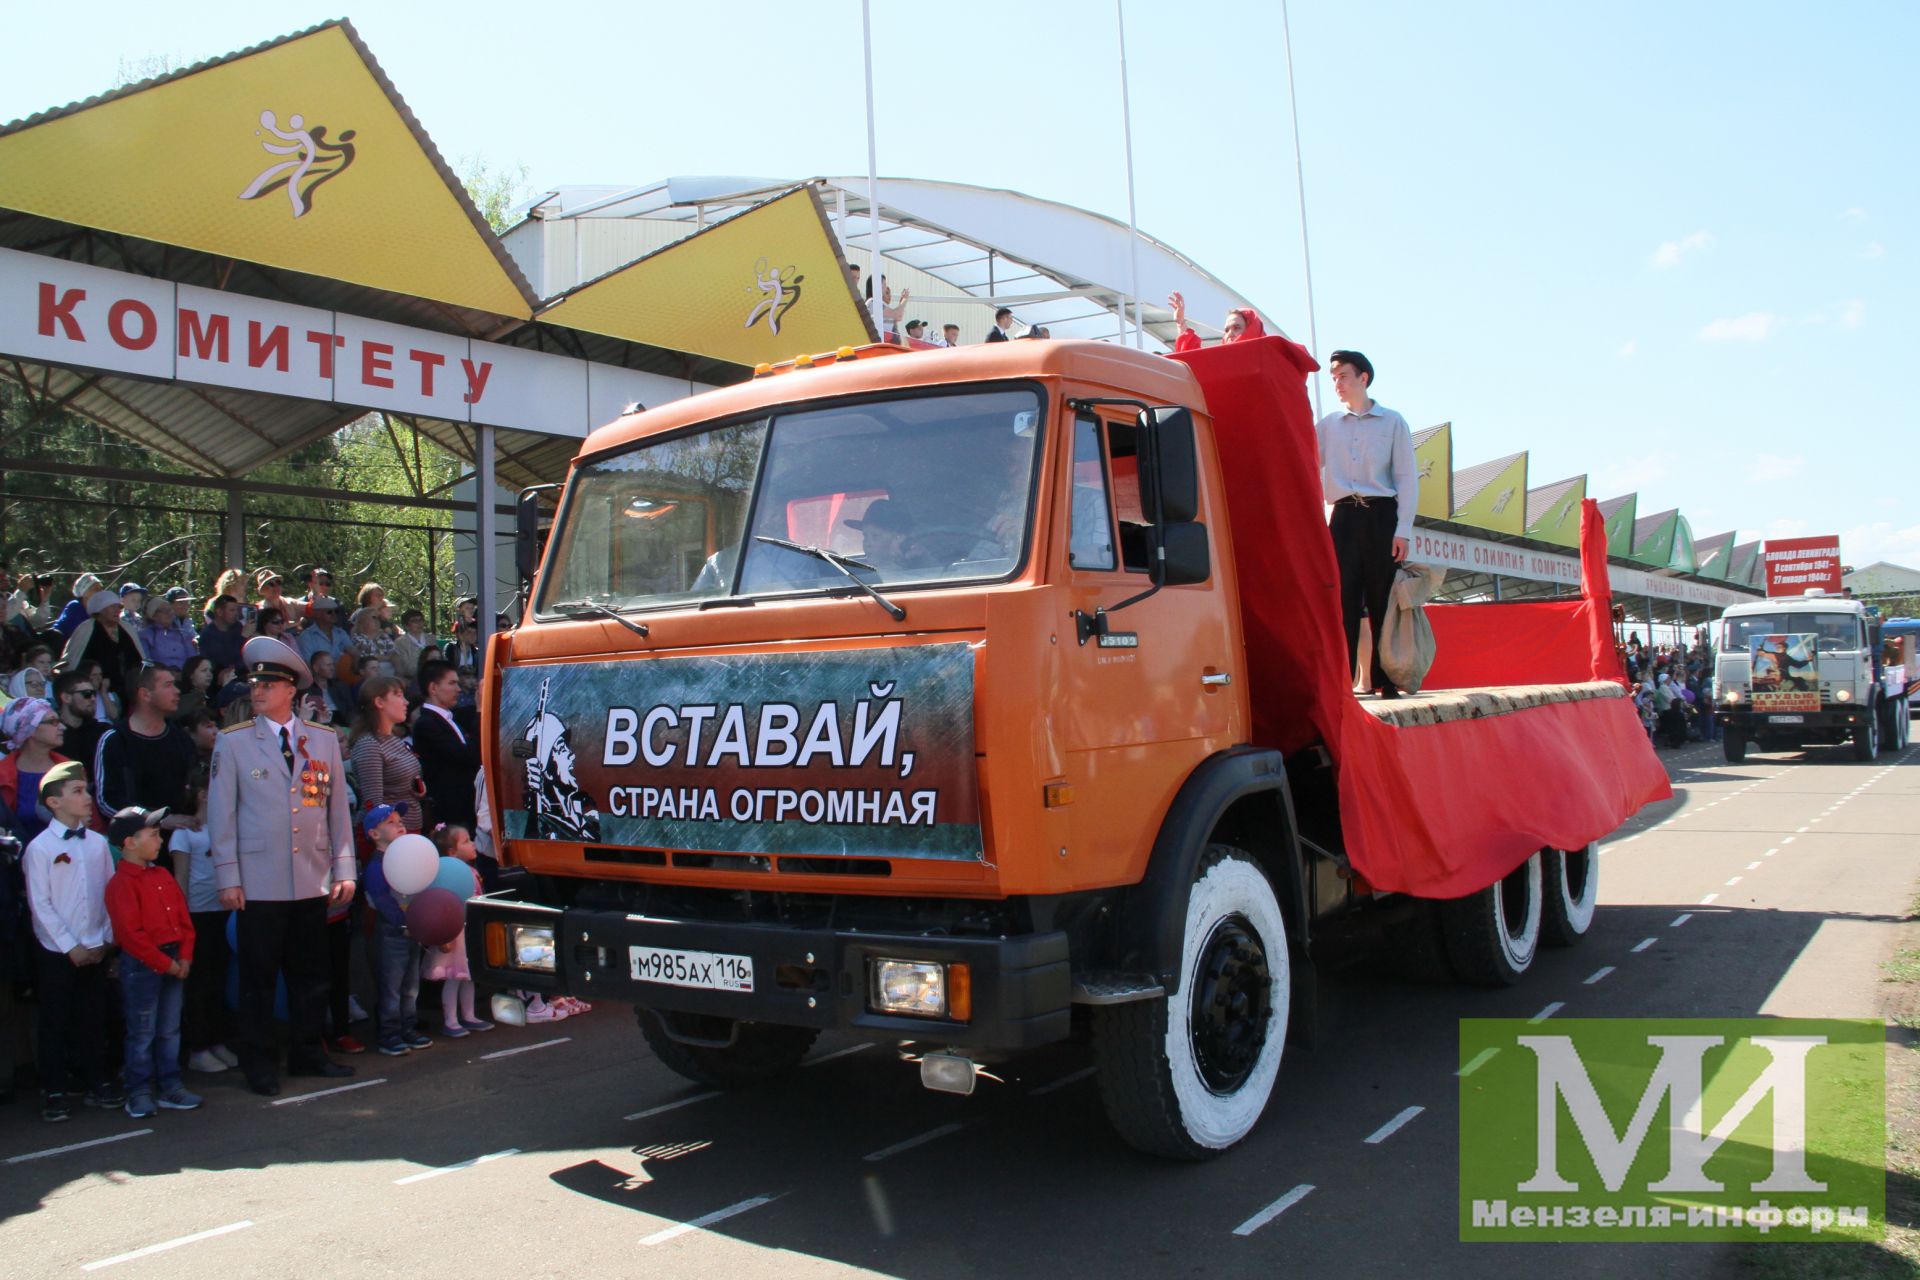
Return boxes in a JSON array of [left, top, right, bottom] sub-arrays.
[[1723, 730, 1747, 764], [1853, 703, 1879, 761], [637, 1009, 818, 1088], [1093, 847, 1289, 1160], [1900, 703, 1912, 751], [1439, 851, 1542, 986], [1540, 844, 1598, 947]]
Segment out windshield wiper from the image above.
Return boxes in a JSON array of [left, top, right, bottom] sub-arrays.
[[753, 536, 907, 622], [550, 599, 651, 639]]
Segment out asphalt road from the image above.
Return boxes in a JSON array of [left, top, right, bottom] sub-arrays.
[[2, 738, 1914, 1279]]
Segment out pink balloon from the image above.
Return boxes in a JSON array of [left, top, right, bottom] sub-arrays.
[[405, 887, 466, 948]]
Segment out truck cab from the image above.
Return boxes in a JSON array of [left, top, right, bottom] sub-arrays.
[[1714, 593, 1910, 761]]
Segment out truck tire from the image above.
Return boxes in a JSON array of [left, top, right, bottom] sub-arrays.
[[1092, 847, 1289, 1160], [1879, 696, 1906, 752], [1540, 844, 1598, 947], [637, 1009, 818, 1088], [1899, 702, 1912, 751], [1853, 703, 1879, 762], [1723, 730, 1747, 764], [1439, 851, 1542, 986]]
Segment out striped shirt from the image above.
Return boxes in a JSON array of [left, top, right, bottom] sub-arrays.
[[348, 731, 423, 832]]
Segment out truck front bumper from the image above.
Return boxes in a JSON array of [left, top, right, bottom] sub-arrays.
[[466, 896, 1073, 1051], [1722, 705, 1869, 738]]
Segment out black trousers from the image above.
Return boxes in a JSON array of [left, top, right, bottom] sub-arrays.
[[1331, 497, 1401, 694], [35, 944, 111, 1095], [181, 910, 232, 1052], [234, 896, 330, 1075]]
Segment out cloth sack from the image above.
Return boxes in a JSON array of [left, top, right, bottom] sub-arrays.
[[1358, 562, 1445, 694]]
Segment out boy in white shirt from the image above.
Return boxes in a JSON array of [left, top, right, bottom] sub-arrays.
[[23, 760, 124, 1121]]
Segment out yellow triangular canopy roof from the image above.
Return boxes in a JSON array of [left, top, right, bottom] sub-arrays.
[[0, 21, 534, 319], [537, 186, 876, 367]]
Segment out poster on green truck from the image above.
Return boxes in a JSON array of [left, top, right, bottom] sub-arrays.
[[496, 642, 982, 860]]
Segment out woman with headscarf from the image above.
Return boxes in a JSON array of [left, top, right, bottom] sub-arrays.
[[1167, 291, 1266, 353], [0, 699, 101, 841], [51, 573, 103, 638], [58, 590, 147, 708]]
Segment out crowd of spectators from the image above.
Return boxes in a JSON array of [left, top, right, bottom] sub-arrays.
[[1625, 628, 1720, 748], [0, 563, 529, 1116]]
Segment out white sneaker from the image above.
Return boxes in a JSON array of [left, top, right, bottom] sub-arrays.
[[210, 1044, 240, 1068], [187, 1050, 228, 1074], [347, 995, 370, 1024], [524, 995, 566, 1023]]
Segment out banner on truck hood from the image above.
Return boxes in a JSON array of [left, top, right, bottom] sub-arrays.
[[495, 643, 982, 860], [1749, 633, 1819, 712]]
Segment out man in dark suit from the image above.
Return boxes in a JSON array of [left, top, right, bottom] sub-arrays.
[[984, 307, 1015, 342], [412, 659, 479, 832]]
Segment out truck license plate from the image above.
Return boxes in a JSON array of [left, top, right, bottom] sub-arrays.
[[1768, 714, 1805, 724], [629, 946, 754, 993]]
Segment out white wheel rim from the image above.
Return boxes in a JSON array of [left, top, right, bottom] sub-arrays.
[[1555, 843, 1598, 935], [1164, 858, 1289, 1150], [1494, 853, 1543, 970]]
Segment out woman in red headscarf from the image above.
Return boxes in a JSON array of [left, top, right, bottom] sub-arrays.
[[1168, 291, 1266, 352]]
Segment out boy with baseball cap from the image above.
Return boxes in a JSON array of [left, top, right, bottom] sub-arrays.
[[104, 805, 202, 1117]]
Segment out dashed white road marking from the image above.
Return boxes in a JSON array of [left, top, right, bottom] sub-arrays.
[[1364, 1106, 1425, 1145], [1529, 1002, 1564, 1023], [1030, 1066, 1099, 1097], [1700, 893, 1720, 905], [270, 1077, 386, 1107], [82, 1221, 253, 1271], [864, 1122, 968, 1163], [480, 1036, 572, 1061], [1631, 937, 1658, 953], [802, 1043, 874, 1068], [1746, 861, 1762, 870], [641, 1194, 783, 1247], [1584, 966, 1616, 985], [5, 1128, 152, 1164], [1796, 826, 1810, 833], [1782, 837, 1796, 845], [1671, 913, 1693, 927], [625, 1090, 721, 1122], [1233, 1184, 1316, 1237], [1457, 1048, 1500, 1077], [393, 1148, 520, 1185], [1726, 876, 1744, 886], [1765, 848, 1779, 856]]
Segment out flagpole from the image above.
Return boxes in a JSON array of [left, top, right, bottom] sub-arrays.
[[1280, 0, 1321, 417], [1116, 0, 1144, 348], [862, 0, 882, 338]]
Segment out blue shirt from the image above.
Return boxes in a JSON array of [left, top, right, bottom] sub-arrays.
[[1316, 400, 1417, 541], [298, 624, 352, 666]]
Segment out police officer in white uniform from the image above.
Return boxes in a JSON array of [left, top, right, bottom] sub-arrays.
[[208, 635, 357, 1095]]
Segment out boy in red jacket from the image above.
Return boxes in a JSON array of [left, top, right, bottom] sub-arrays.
[[104, 806, 202, 1118]]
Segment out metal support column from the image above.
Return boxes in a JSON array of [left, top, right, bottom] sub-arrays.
[[224, 484, 245, 571], [477, 423, 497, 645], [1492, 575, 1503, 602]]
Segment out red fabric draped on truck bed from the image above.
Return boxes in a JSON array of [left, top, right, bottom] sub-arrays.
[[1171, 339, 1668, 898]]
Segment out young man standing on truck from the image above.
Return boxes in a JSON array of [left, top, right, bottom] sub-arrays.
[[1317, 349, 1416, 698]]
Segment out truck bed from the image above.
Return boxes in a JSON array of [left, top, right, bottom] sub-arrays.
[[1358, 680, 1626, 728]]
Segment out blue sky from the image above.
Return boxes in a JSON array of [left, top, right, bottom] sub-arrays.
[[3, 2, 1913, 566]]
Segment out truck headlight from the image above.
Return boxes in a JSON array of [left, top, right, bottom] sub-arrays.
[[1723, 688, 1742, 704], [870, 958, 971, 1020], [510, 925, 557, 972], [1835, 688, 1852, 702]]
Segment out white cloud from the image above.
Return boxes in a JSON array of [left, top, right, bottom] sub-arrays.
[[1598, 453, 1669, 492], [1699, 311, 1781, 342], [1864, 241, 1886, 259], [1745, 452, 1804, 483], [1839, 298, 1865, 329], [1840, 521, 1920, 568], [1839, 207, 1868, 222], [1616, 338, 1637, 358], [1765, 517, 1809, 540], [1651, 230, 1714, 269]]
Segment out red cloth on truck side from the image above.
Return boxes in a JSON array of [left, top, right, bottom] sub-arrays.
[[1423, 499, 1629, 690], [1172, 340, 1668, 898]]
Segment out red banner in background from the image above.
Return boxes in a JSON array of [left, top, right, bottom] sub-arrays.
[[1763, 535, 1843, 597]]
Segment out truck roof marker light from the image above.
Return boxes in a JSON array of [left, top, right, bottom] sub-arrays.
[[795, 353, 814, 368], [753, 362, 773, 378], [837, 346, 857, 361], [1043, 782, 1075, 808]]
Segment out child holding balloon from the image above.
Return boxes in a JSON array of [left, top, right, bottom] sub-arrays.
[[423, 824, 492, 1037], [361, 804, 432, 1057]]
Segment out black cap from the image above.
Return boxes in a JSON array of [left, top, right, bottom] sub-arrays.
[[107, 806, 168, 844]]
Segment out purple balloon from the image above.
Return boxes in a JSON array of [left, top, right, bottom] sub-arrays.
[[405, 887, 466, 948]]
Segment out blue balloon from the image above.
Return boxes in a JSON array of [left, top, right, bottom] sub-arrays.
[[427, 856, 477, 900]]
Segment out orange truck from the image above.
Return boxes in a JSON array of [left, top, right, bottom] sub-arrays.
[[469, 334, 1668, 1159]]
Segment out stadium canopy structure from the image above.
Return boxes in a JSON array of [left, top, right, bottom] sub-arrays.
[[0, 18, 1765, 644]]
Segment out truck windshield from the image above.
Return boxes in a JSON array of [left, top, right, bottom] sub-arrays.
[[536, 386, 1043, 614], [1723, 612, 1859, 654]]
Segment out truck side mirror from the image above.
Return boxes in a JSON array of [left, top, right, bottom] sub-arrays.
[[516, 484, 558, 590], [1158, 521, 1211, 586], [1142, 407, 1199, 524]]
